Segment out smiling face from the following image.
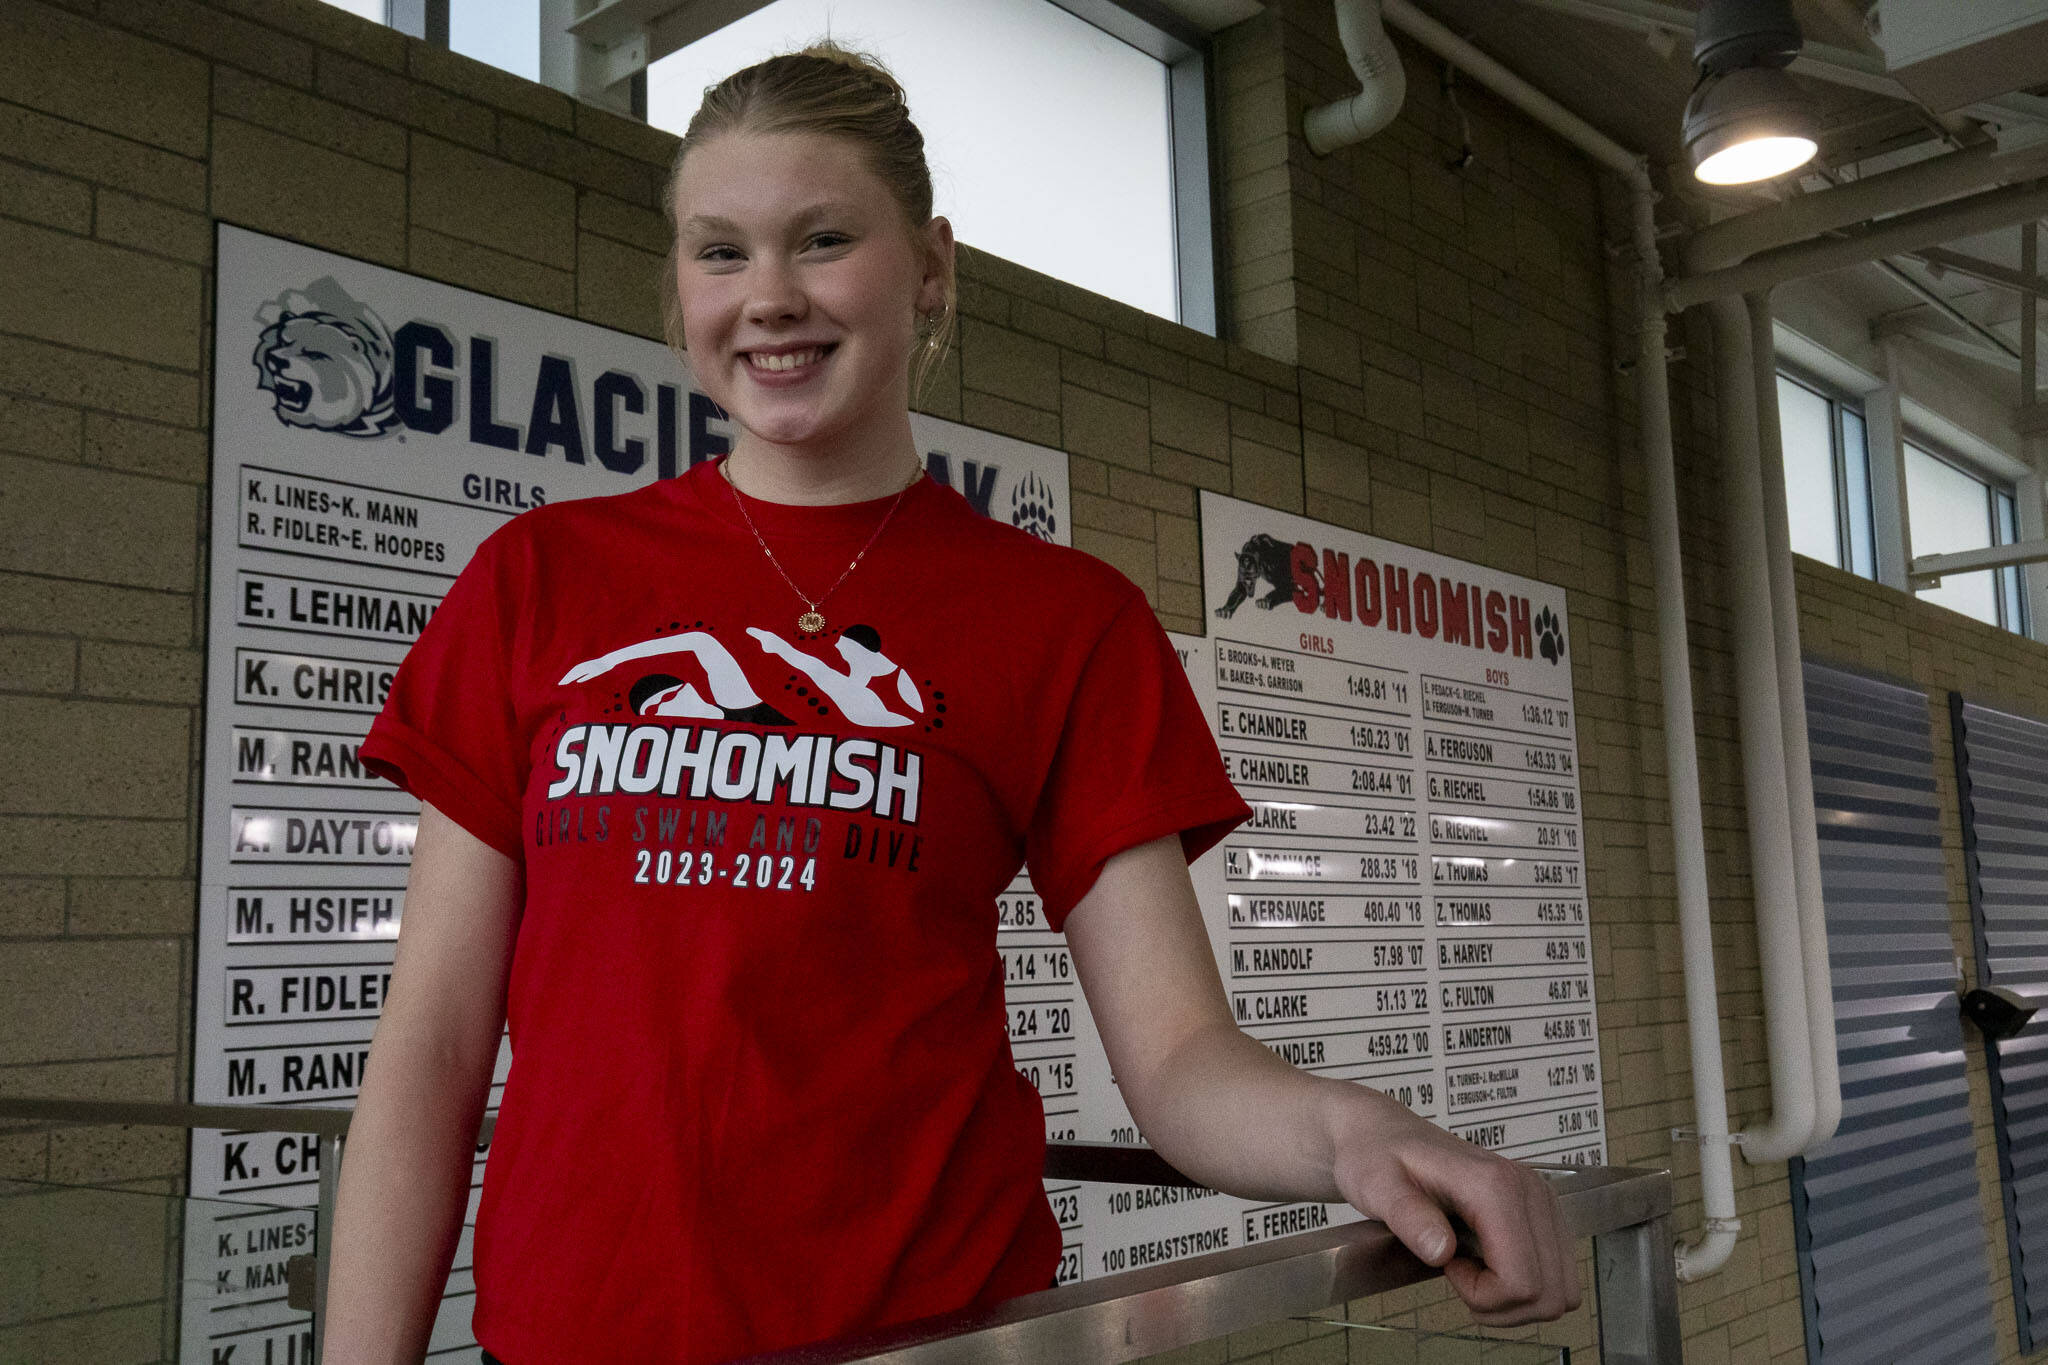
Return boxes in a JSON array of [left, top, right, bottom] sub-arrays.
[[671, 130, 952, 488]]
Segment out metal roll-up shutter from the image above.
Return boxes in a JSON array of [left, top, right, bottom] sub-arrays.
[[1790, 663, 1994, 1364], [1954, 695, 2048, 1351]]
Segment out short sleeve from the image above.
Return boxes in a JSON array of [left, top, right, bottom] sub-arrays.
[[358, 531, 527, 861], [1026, 591, 1250, 929]]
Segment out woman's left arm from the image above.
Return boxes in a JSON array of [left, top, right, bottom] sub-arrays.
[[1062, 834, 1582, 1328]]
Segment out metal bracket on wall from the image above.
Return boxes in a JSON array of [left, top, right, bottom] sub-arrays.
[[1909, 536, 2048, 588], [561, 0, 666, 101], [1671, 1126, 1746, 1144], [1616, 345, 1687, 372]]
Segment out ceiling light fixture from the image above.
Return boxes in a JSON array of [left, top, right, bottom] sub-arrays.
[[1683, 0, 1820, 185]]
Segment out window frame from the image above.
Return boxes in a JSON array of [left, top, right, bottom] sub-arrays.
[[1775, 366, 1877, 580], [386, 0, 450, 46], [1040, 0, 1219, 332], [551, 0, 1219, 332], [1903, 433, 2029, 635]]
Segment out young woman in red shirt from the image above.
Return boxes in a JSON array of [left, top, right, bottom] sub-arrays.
[[323, 45, 1579, 1365]]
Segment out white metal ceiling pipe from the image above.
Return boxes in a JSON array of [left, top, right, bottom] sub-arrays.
[[1632, 196, 1741, 1283], [1684, 139, 2048, 280], [1303, 0, 1409, 156], [1670, 179, 2048, 308], [1704, 296, 1819, 1166], [1382, 0, 1638, 177], [1747, 290, 1842, 1150], [1360, 0, 1742, 1279]]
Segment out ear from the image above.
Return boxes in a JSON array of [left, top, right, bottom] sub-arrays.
[[917, 215, 956, 316]]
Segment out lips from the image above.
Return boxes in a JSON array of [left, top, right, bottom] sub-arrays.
[[743, 345, 833, 375]]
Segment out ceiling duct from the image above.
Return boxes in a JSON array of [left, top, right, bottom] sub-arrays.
[[1877, 0, 2048, 114]]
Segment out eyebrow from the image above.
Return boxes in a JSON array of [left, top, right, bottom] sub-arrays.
[[681, 203, 863, 236]]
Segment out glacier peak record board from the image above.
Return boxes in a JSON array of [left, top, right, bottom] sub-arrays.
[[192, 225, 1074, 1363]]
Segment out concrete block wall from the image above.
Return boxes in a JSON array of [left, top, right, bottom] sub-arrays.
[[1171, 4, 2048, 1362], [2, 0, 2043, 1360]]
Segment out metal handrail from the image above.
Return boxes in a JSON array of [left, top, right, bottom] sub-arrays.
[[0, 1096, 494, 1141], [0, 1099, 1682, 1364], [0, 1096, 359, 1135], [735, 1165, 1676, 1365]]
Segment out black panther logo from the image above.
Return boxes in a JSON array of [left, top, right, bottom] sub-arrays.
[[1215, 533, 1305, 618]]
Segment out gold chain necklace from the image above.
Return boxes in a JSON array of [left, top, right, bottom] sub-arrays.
[[722, 455, 921, 637]]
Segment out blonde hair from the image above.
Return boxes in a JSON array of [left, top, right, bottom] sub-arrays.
[[661, 42, 956, 405]]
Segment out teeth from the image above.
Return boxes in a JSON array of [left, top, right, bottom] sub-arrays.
[[752, 348, 822, 373]]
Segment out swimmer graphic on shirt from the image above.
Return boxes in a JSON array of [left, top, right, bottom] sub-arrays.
[[746, 624, 923, 727], [558, 623, 922, 728]]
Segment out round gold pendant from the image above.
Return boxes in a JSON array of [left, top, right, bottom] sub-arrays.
[[797, 610, 827, 636]]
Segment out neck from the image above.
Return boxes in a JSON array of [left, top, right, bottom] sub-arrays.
[[724, 412, 922, 505]]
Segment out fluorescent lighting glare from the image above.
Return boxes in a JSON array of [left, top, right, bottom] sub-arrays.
[[1694, 134, 1818, 184]]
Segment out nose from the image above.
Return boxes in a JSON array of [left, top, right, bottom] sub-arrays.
[[744, 255, 807, 328]]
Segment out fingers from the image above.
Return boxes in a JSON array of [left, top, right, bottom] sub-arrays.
[[1367, 1180, 1461, 1268], [1438, 1164, 1580, 1326], [1525, 1169, 1582, 1315], [1328, 1093, 1581, 1326], [1436, 1161, 1542, 1321]]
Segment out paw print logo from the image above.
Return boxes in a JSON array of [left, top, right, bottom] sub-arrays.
[[1535, 605, 1566, 665], [1010, 470, 1058, 541]]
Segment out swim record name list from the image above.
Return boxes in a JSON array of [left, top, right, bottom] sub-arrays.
[[1199, 492, 1603, 1166]]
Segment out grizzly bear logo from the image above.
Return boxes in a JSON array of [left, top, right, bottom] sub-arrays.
[[252, 277, 400, 438]]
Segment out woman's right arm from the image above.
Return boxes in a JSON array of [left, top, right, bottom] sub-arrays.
[[320, 802, 523, 1365]]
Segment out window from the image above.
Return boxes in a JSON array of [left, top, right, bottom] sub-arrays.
[[1776, 373, 1876, 579], [317, 0, 383, 22], [643, 0, 1207, 326], [316, 0, 1217, 326], [314, 1, 540, 83], [1905, 440, 2026, 633], [452, 0, 540, 83]]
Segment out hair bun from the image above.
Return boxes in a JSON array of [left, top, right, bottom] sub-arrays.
[[791, 41, 908, 103]]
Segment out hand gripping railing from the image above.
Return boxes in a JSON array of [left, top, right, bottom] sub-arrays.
[[0, 1100, 1680, 1364]]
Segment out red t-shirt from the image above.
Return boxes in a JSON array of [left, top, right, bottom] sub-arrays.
[[359, 456, 1248, 1364]]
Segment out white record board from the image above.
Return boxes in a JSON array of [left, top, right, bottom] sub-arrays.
[[1022, 499, 1605, 1281], [190, 225, 1072, 1363], [1194, 492, 1604, 1163]]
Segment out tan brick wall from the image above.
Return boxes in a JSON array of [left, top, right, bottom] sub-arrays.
[[0, 0, 2035, 1360], [1166, 5, 2043, 1363]]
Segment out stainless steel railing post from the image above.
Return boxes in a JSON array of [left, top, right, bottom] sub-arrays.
[[315, 1130, 345, 1365], [1594, 1211, 1685, 1365]]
